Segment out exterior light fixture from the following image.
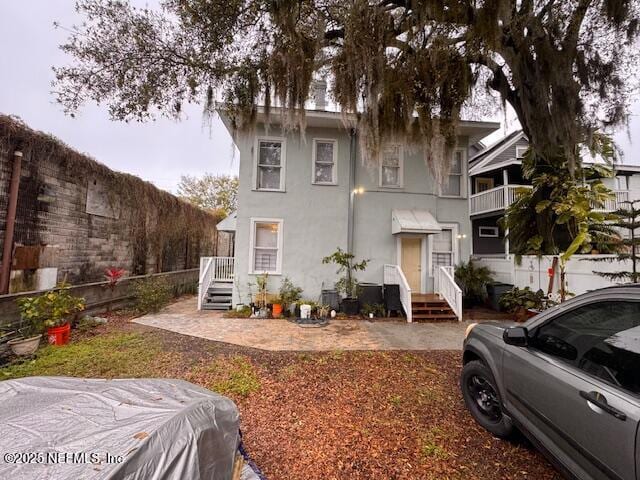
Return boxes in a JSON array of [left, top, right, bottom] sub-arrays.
[[456, 234, 467, 239], [352, 187, 365, 195]]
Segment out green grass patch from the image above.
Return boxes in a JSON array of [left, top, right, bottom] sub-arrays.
[[1, 333, 161, 380], [194, 356, 261, 398], [419, 427, 449, 460]]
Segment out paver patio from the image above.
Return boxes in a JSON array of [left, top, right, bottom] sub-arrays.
[[134, 297, 503, 351]]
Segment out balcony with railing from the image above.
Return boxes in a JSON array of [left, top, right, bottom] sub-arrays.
[[593, 190, 629, 212], [470, 185, 630, 216], [469, 184, 532, 216]]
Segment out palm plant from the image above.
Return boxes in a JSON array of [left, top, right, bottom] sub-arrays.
[[454, 261, 494, 306], [502, 134, 620, 301]]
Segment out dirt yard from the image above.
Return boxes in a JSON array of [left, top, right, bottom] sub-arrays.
[[1, 310, 560, 480]]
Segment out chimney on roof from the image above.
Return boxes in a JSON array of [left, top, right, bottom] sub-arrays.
[[313, 79, 327, 111]]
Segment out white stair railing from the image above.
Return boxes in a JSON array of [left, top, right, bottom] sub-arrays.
[[435, 266, 462, 321], [384, 264, 412, 323], [213, 256, 235, 281], [198, 257, 235, 310], [198, 257, 215, 310]]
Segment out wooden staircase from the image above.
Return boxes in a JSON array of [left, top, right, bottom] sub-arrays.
[[411, 293, 457, 322]]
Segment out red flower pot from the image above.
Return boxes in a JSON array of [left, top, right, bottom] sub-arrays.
[[47, 322, 71, 346]]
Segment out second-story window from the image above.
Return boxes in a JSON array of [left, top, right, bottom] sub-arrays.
[[380, 144, 402, 188], [615, 175, 629, 191], [257, 139, 284, 190], [313, 139, 337, 185], [442, 150, 463, 196]]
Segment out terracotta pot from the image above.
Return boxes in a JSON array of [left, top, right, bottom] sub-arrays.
[[272, 303, 283, 318], [7, 335, 42, 356], [515, 307, 528, 323], [47, 322, 71, 346], [526, 308, 540, 319]]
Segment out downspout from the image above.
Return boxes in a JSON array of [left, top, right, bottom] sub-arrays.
[[347, 128, 356, 255], [0, 150, 23, 294]]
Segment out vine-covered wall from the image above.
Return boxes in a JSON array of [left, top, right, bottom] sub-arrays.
[[0, 115, 222, 291]]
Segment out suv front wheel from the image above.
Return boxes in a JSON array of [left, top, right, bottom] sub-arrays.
[[461, 360, 513, 438]]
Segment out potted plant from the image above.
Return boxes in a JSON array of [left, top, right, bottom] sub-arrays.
[[322, 247, 369, 316], [8, 298, 45, 356], [454, 261, 494, 307], [271, 298, 284, 318], [498, 287, 550, 322], [317, 304, 330, 320], [254, 273, 270, 318], [17, 283, 86, 345], [279, 277, 303, 317]]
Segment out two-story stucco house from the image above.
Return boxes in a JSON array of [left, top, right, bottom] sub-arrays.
[[199, 95, 500, 321]]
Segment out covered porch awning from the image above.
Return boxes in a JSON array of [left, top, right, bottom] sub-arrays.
[[391, 209, 442, 235]]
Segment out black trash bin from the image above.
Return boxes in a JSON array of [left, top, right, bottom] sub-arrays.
[[321, 289, 340, 311], [383, 284, 403, 316], [358, 283, 383, 307], [487, 282, 514, 312]]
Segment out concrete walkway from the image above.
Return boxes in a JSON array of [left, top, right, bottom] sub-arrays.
[[134, 297, 495, 351]]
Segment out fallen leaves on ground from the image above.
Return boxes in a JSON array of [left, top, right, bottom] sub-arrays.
[[2, 311, 561, 480]]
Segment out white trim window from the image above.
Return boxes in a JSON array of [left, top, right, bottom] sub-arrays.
[[515, 145, 528, 159], [380, 144, 403, 188], [249, 218, 283, 274], [479, 226, 499, 238], [312, 139, 337, 185], [442, 149, 464, 197], [475, 177, 494, 193], [431, 228, 454, 274], [256, 138, 285, 191]]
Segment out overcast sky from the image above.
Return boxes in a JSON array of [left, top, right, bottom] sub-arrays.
[[0, 1, 638, 195]]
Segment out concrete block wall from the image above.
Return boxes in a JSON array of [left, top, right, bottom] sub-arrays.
[[0, 117, 220, 292]]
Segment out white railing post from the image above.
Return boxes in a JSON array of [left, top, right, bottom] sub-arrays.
[[435, 266, 463, 321], [198, 257, 214, 310]]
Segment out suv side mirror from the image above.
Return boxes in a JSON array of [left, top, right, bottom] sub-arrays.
[[503, 326, 529, 347]]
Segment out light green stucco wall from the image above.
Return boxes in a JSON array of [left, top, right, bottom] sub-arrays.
[[231, 123, 472, 305]]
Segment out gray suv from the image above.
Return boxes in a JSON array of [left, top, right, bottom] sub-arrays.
[[461, 285, 640, 480]]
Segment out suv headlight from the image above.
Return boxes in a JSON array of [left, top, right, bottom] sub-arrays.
[[464, 322, 478, 339]]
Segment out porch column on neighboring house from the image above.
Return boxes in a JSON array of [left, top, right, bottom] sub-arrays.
[[503, 169, 510, 257]]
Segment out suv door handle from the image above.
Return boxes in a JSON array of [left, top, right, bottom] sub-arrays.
[[579, 391, 627, 421]]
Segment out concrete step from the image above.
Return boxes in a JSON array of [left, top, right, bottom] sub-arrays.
[[412, 314, 457, 321], [208, 287, 232, 293], [202, 302, 232, 310], [207, 296, 232, 303]]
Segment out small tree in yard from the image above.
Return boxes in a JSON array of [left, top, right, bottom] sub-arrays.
[[322, 248, 368, 299], [590, 200, 640, 283]]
